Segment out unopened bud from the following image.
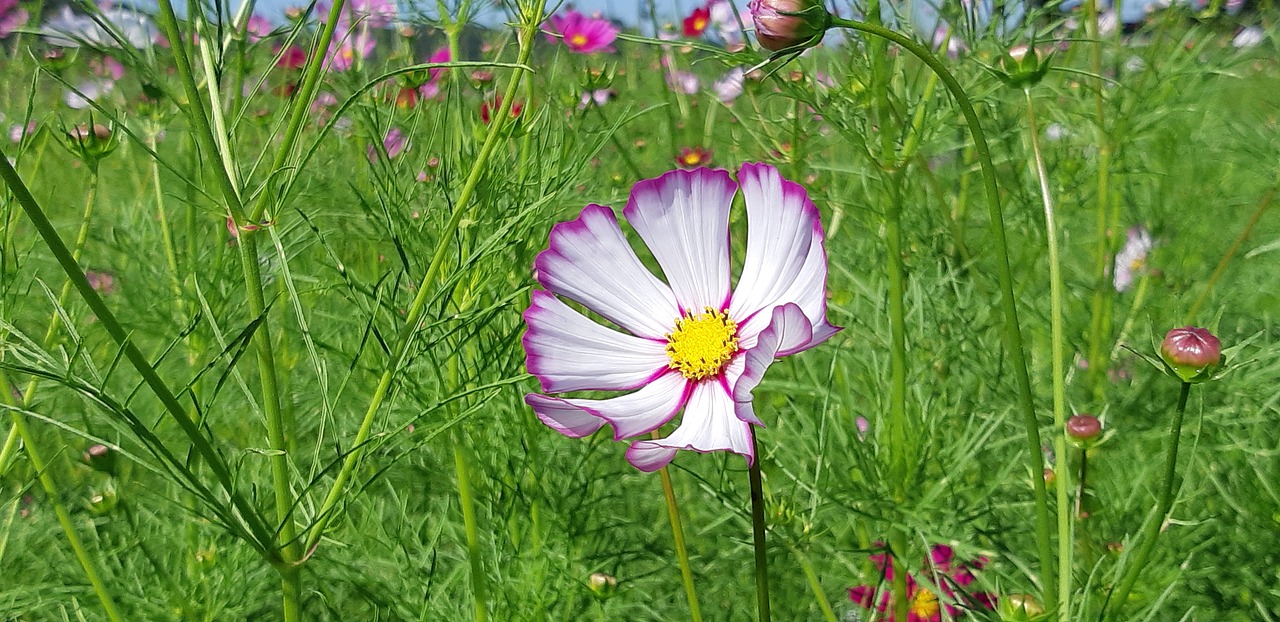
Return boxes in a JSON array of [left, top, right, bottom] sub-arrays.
[[1066, 414, 1102, 446], [83, 443, 118, 475], [1160, 326, 1222, 383], [748, 0, 830, 52], [64, 122, 118, 164], [587, 572, 617, 598]]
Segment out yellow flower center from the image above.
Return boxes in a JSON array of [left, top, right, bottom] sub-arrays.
[[910, 587, 940, 619], [570, 33, 589, 47], [683, 152, 703, 166], [665, 307, 739, 381], [694, 17, 708, 30]]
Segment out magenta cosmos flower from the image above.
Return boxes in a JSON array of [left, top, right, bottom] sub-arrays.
[[849, 544, 996, 621], [523, 163, 839, 472], [545, 10, 618, 54]]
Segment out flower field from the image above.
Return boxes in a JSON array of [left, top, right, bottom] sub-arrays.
[[1, 0, 1278, 619]]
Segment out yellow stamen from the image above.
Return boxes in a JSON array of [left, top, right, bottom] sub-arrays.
[[910, 587, 941, 619], [570, 34, 589, 47], [665, 307, 739, 381]]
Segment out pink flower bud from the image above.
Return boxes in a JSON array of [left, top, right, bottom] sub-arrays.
[[1066, 414, 1101, 443], [1160, 326, 1222, 383], [748, 0, 829, 52]]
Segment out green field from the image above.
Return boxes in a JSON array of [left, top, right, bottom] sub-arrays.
[[1, 1, 1278, 619]]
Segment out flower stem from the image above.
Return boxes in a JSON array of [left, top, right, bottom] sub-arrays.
[[453, 434, 488, 622], [1025, 88, 1072, 622], [0, 375, 123, 621], [300, 5, 541, 556], [1104, 382, 1191, 618], [784, 540, 839, 622], [828, 16, 1056, 608], [1083, 0, 1117, 406], [653, 431, 703, 622], [748, 435, 771, 622]]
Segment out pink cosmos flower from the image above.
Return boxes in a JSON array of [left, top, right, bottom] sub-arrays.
[[325, 31, 375, 71], [89, 55, 125, 80], [1, 0, 29, 38], [666, 69, 700, 95], [523, 163, 839, 472], [247, 14, 272, 42], [276, 44, 307, 69], [367, 127, 407, 162], [684, 5, 711, 37], [849, 544, 997, 621], [545, 10, 618, 54], [713, 67, 745, 103]]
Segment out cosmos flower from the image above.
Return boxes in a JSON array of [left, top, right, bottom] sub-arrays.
[[849, 544, 997, 621], [579, 89, 615, 109], [684, 5, 711, 37], [545, 10, 618, 54], [1112, 225, 1153, 292], [41, 6, 157, 47], [1, 0, 29, 38], [246, 14, 272, 42], [713, 67, 746, 103], [367, 127, 407, 163], [666, 69, 700, 95], [523, 163, 839, 471], [325, 30, 375, 71], [675, 146, 713, 169]]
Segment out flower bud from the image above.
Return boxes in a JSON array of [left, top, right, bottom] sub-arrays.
[[587, 572, 617, 598], [40, 48, 79, 74], [995, 43, 1053, 89], [749, 0, 830, 52], [87, 485, 118, 515], [998, 593, 1045, 621], [1160, 326, 1222, 383], [83, 443, 118, 475], [64, 122, 118, 165], [1066, 414, 1102, 446]]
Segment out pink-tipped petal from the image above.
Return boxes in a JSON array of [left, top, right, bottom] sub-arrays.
[[733, 303, 813, 426], [535, 204, 680, 339], [526, 393, 606, 438], [524, 291, 670, 393], [626, 380, 753, 472], [529, 372, 691, 441], [624, 168, 736, 312], [729, 162, 840, 350]]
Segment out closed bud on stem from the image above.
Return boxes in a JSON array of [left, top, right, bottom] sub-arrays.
[[748, 0, 831, 52], [63, 122, 118, 165], [1066, 414, 1102, 447], [587, 572, 617, 598], [1160, 326, 1222, 383], [998, 593, 1046, 621], [83, 443, 118, 476], [40, 48, 79, 74], [995, 43, 1053, 89]]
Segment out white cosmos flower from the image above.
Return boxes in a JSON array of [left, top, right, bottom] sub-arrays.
[[523, 163, 840, 472]]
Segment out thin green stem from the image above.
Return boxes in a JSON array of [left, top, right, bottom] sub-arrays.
[[1184, 182, 1276, 323], [748, 435, 771, 622], [453, 436, 488, 622], [889, 532, 910, 622], [300, 10, 541, 556], [1104, 382, 1192, 618], [0, 375, 123, 621], [1025, 88, 1072, 621], [784, 541, 838, 622], [829, 16, 1056, 606], [1083, 0, 1115, 405], [654, 431, 702, 622]]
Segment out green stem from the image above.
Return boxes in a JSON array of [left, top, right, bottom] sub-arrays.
[[829, 16, 1056, 607], [1025, 88, 1072, 621], [453, 436, 488, 622], [1104, 382, 1191, 618], [889, 531, 910, 622], [748, 435, 771, 622], [654, 431, 702, 622], [0, 374, 123, 621], [784, 541, 838, 622], [1083, 0, 1115, 405], [300, 8, 541, 556], [1184, 183, 1276, 323]]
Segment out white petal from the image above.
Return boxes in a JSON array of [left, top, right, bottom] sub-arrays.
[[535, 204, 680, 339], [728, 163, 839, 349], [524, 291, 670, 393], [529, 372, 690, 441], [626, 380, 753, 472], [624, 168, 735, 312], [733, 303, 813, 426]]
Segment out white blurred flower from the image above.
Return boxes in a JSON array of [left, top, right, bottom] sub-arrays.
[[65, 80, 112, 109], [712, 67, 744, 103], [1233, 26, 1263, 49], [1113, 225, 1153, 292], [42, 6, 157, 47]]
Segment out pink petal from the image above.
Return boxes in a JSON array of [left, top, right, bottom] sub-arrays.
[[527, 371, 690, 441]]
